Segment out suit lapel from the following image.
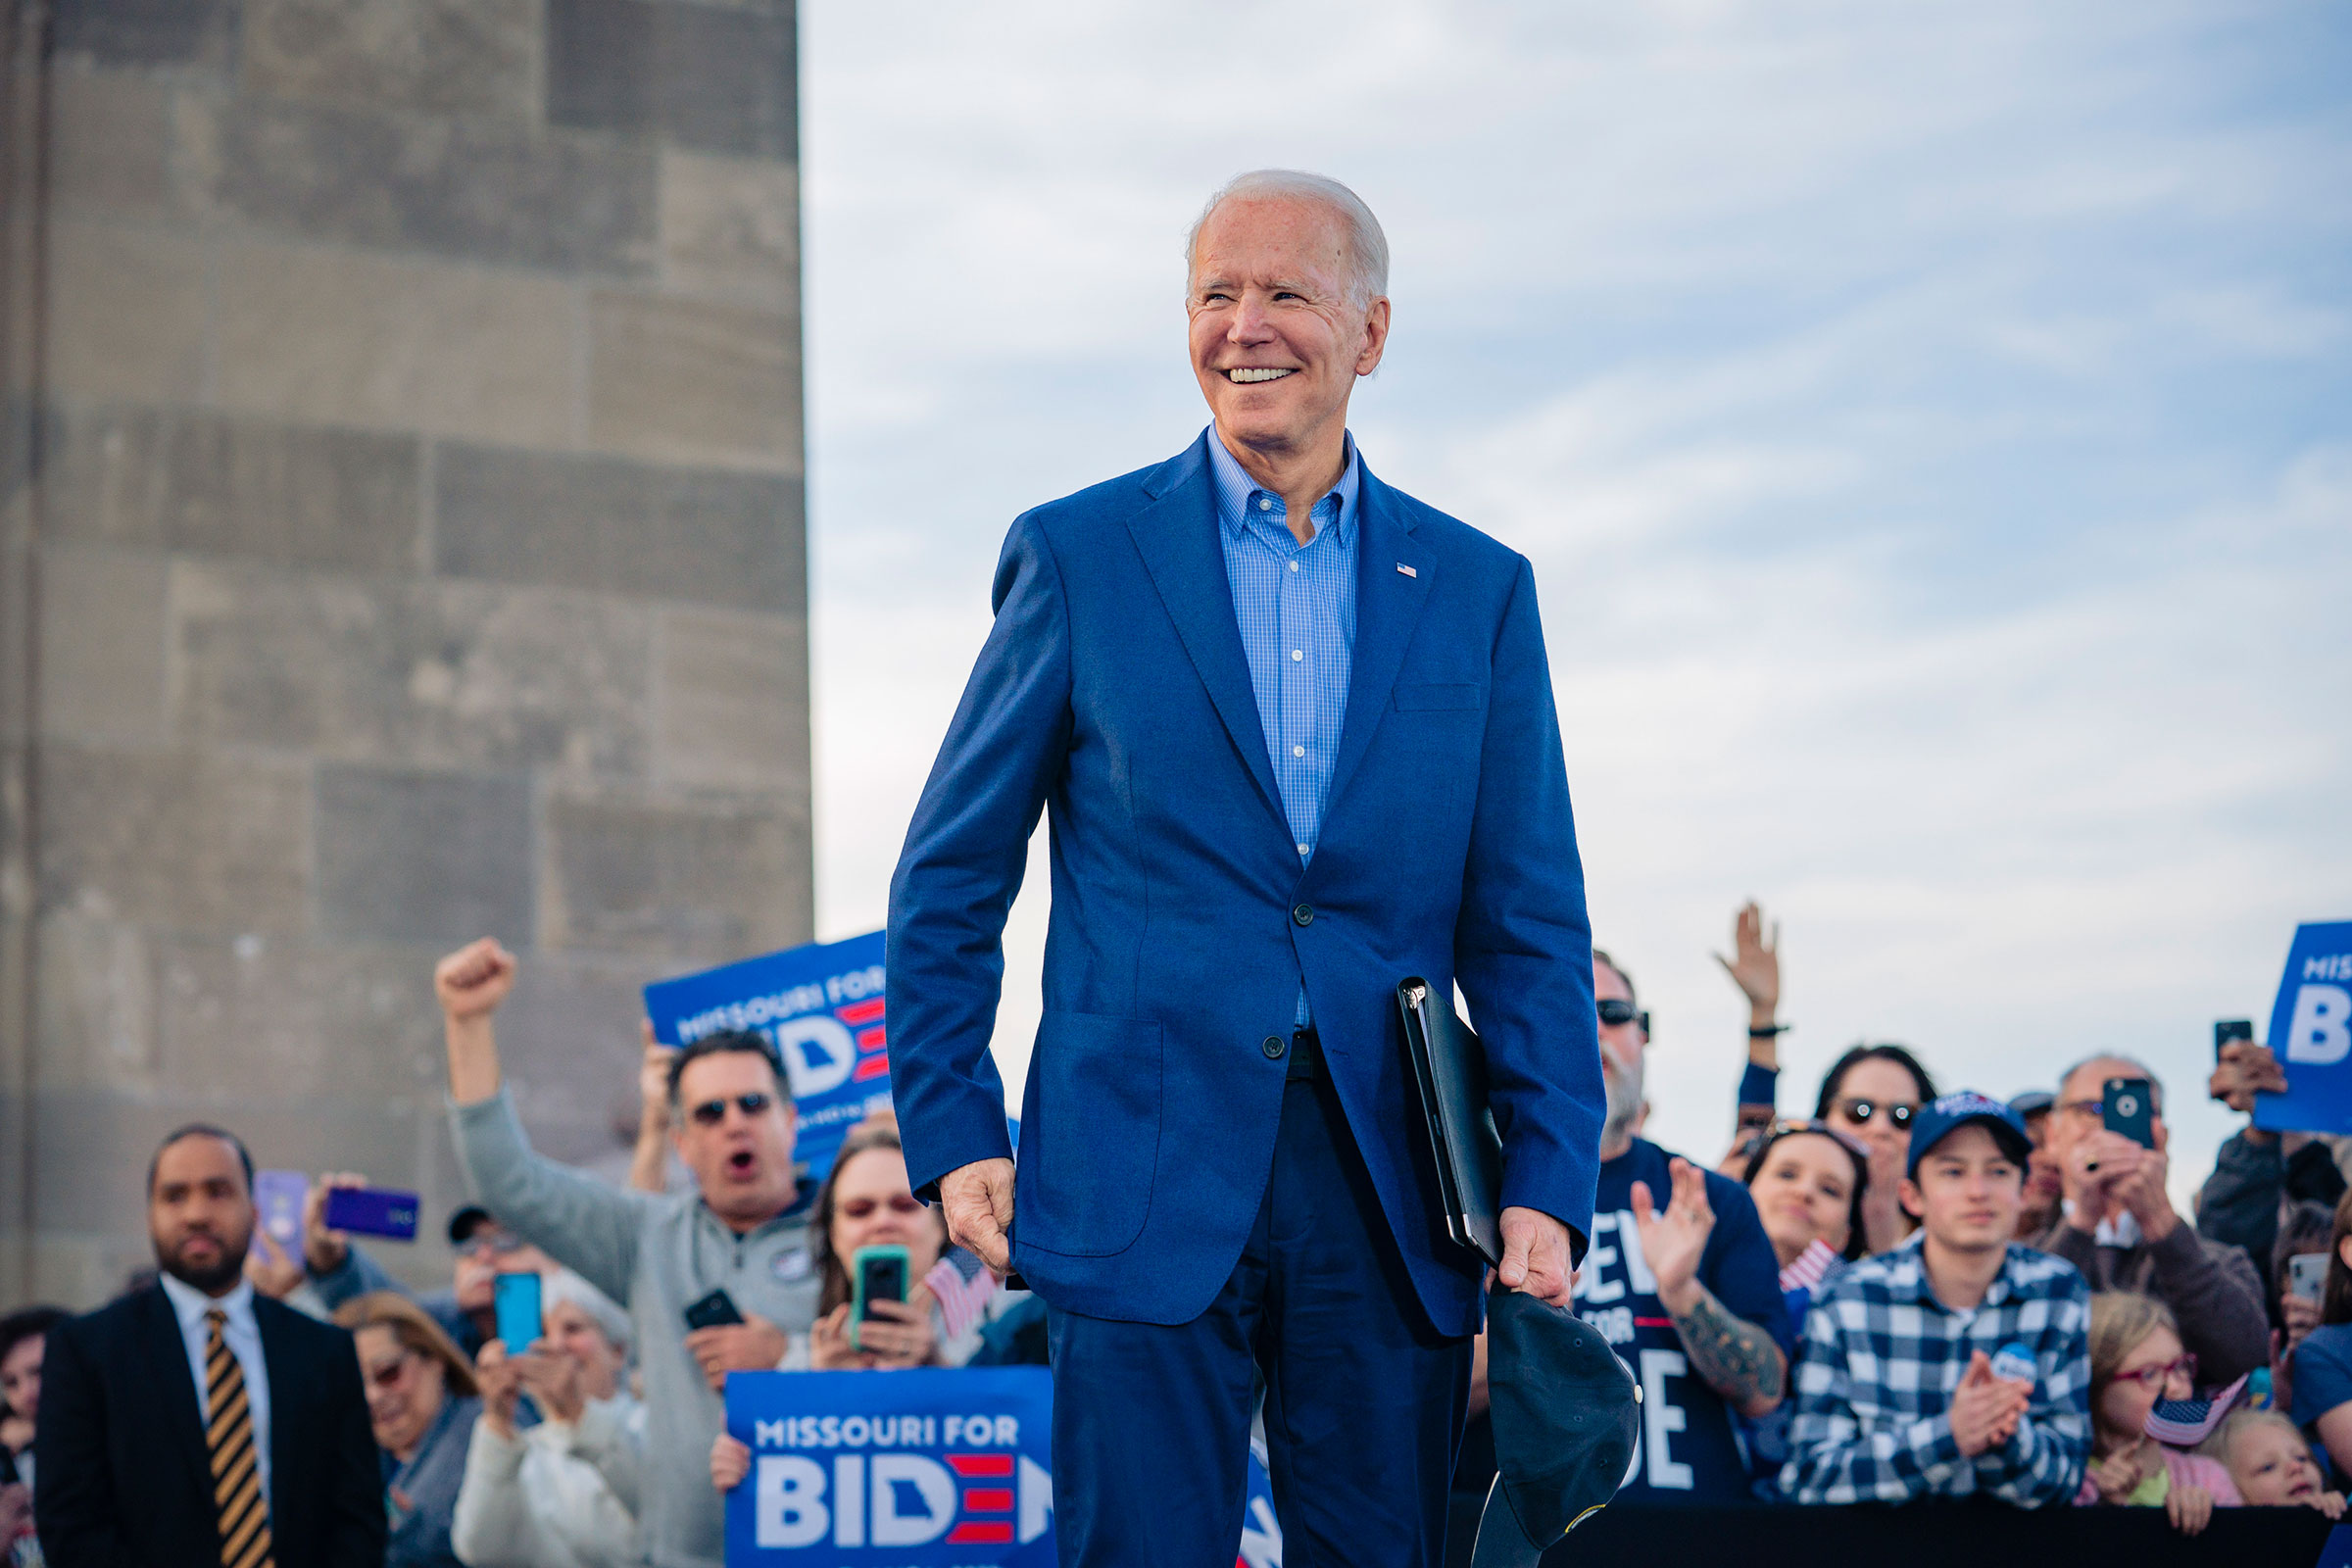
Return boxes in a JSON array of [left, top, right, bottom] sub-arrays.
[[1326, 465, 1432, 818], [1124, 435, 1290, 830], [141, 1286, 215, 1503]]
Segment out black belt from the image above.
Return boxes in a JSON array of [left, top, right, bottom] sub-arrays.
[[1286, 1024, 1324, 1082]]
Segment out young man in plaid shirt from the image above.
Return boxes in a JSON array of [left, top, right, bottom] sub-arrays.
[[1781, 1092, 2090, 1506]]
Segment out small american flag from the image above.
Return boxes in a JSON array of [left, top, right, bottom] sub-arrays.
[[923, 1248, 1001, 1342], [2144, 1372, 2248, 1446], [1779, 1237, 1838, 1295]]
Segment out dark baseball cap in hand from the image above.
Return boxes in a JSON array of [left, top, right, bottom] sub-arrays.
[[1471, 1283, 1641, 1568]]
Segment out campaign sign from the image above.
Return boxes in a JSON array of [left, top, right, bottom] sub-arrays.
[[725, 1368, 1054, 1565], [723, 1369, 1287, 1568], [2255, 922, 2352, 1136], [646, 932, 891, 1183]]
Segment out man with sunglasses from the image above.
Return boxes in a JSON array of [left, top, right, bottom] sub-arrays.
[[1782, 1092, 2090, 1506], [430, 937, 824, 1568], [303, 1193, 551, 1359]]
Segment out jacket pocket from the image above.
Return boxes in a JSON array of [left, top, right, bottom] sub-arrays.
[[1017, 1009, 1163, 1257], [1395, 682, 1485, 711]]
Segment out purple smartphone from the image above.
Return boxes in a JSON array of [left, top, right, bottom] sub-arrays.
[[323, 1186, 420, 1242], [253, 1169, 308, 1250]]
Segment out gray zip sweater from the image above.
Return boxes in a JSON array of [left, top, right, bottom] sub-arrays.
[[452, 1089, 820, 1568]]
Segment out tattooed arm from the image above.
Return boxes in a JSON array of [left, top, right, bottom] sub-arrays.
[[1632, 1154, 1789, 1418], [1665, 1282, 1788, 1417]]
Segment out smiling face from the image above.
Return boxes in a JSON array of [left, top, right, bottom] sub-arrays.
[[1750, 1132, 1857, 1267], [829, 1146, 948, 1284], [2228, 1417, 2327, 1506], [355, 1323, 445, 1460], [148, 1134, 256, 1296], [543, 1298, 623, 1402], [1187, 195, 1388, 464], [672, 1049, 800, 1230]]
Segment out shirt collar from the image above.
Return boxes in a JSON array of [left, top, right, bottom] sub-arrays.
[[1205, 425, 1361, 549], [160, 1268, 256, 1329]]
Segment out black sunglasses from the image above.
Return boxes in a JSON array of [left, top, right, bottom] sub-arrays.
[[1835, 1097, 1917, 1130], [688, 1091, 776, 1127], [1596, 998, 1650, 1033]]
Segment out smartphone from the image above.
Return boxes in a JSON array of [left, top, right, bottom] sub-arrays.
[[683, 1288, 744, 1331], [322, 1185, 420, 1242], [2102, 1078, 2155, 1149], [849, 1244, 909, 1351], [2215, 1019, 2254, 1061], [492, 1271, 543, 1351], [253, 1170, 308, 1249], [2289, 1252, 2328, 1303]]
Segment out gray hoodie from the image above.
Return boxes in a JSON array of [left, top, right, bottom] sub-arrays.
[[451, 1089, 820, 1568]]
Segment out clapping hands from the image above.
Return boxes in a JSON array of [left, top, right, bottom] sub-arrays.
[[1949, 1350, 2034, 1457]]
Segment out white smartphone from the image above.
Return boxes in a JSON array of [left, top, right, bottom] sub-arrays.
[[2288, 1251, 2328, 1302]]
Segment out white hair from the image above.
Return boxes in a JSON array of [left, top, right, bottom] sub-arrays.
[[1186, 170, 1390, 308], [543, 1267, 630, 1353], [2060, 1053, 2165, 1112]]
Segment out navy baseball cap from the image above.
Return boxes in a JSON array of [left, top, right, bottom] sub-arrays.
[[1906, 1091, 2034, 1179], [2007, 1090, 2054, 1120]]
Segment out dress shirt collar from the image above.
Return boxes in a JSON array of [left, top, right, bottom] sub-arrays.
[[1205, 425, 1361, 550], [159, 1267, 257, 1331]]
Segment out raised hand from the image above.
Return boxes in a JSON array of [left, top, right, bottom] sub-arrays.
[[474, 1340, 525, 1440], [639, 1019, 679, 1127], [1630, 1158, 1717, 1311], [2209, 1040, 2286, 1114], [303, 1171, 368, 1273], [435, 938, 517, 1022], [1713, 902, 1782, 1028]]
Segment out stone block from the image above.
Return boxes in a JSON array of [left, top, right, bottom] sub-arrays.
[[32, 910, 156, 1092], [50, 0, 239, 70], [38, 543, 169, 743], [153, 931, 443, 1102], [216, 240, 575, 447], [435, 441, 804, 612], [541, 786, 809, 960], [315, 762, 535, 948], [169, 560, 652, 778], [242, 0, 537, 122], [655, 605, 807, 792], [37, 743, 311, 935], [44, 221, 207, 404], [48, 67, 172, 219], [660, 151, 798, 310], [588, 290, 799, 466], [493, 950, 672, 1166], [549, 0, 797, 161], [41, 404, 422, 573], [186, 94, 657, 275]]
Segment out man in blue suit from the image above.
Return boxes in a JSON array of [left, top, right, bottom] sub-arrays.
[[888, 171, 1606, 1567]]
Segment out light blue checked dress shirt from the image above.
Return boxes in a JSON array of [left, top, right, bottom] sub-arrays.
[[1205, 426, 1361, 1026]]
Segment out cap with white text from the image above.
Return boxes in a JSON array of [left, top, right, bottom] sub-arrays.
[[1905, 1091, 2033, 1180]]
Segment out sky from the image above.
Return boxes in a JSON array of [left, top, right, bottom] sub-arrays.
[[796, 0, 2351, 1206]]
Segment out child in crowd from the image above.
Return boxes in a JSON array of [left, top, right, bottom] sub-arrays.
[[2077, 1292, 2239, 1533], [2203, 1408, 2346, 1517]]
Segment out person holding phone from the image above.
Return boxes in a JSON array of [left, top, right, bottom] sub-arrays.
[[2198, 1031, 2346, 1323], [304, 1185, 554, 1361], [2026, 1054, 2269, 1386]]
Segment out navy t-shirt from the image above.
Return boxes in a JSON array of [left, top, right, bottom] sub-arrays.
[[1573, 1138, 1792, 1504], [2292, 1321, 2352, 1482]]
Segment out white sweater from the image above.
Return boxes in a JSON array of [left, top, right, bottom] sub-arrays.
[[451, 1395, 643, 1568]]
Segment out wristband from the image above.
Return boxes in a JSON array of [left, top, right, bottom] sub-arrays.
[[1748, 1023, 1789, 1038]]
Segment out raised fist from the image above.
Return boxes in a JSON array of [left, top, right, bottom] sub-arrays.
[[435, 938, 517, 1023]]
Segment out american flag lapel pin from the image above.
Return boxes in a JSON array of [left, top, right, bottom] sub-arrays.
[[1396, 563, 1417, 577]]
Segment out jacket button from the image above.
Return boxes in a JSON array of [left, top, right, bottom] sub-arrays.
[[1292, 904, 1314, 926], [1262, 1035, 1287, 1059]]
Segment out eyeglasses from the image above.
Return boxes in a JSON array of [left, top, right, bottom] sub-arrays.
[[1833, 1098, 1918, 1130], [363, 1348, 416, 1390], [688, 1092, 776, 1126], [2110, 1352, 2197, 1390], [837, 1195, 924, 1220], [1596, 999, 1650, 1033], [455, 1231, 527, 1259]]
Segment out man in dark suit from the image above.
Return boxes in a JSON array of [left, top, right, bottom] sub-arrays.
[[35, 1125, 386, 1568], [889, 171, 1606, 1567]]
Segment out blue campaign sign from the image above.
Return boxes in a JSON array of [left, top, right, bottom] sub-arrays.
[[645, 932, 891, 1183], [2254, 922, 2352, 1136], [725, 1368, 1054, 1564], [723, 1369, 1287, 1567]]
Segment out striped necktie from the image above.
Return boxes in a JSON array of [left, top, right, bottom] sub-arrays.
[[204, 1308, 275, 1568]]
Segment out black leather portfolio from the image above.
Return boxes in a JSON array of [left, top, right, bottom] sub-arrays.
[[1396, 976, 1504, 1266]]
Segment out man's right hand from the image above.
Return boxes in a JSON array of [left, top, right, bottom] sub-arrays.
[[436, 938, 517, 1021], [303, 1171, 368, 1274], [1948, 1350, 2032, 1456], [941, 1157, 1016, 1276], [2210, 1040, 2286, 1114]]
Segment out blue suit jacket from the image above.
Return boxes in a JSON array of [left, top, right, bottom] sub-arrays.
[[887, 431, 1604, 1338]]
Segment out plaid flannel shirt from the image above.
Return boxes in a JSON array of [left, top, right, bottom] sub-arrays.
[[1780, 1239, 2090, 1507]]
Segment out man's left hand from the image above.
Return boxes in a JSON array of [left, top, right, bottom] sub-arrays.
[[1496, 1206, 1576, 1306], [685, 1313, 789, 1392], [2105, 1134, 2178, 1241]]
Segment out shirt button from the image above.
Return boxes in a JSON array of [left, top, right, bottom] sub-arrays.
[[1291, 649, 1302, 662], [1257, 496, 1272, 512], [1292, 744, 1304, 758], [1297, 843, 1309, 856], [1262, 1035, 1287, 1059], [1288, 561, 1298, 572], [1293, 904, 1314, 926]]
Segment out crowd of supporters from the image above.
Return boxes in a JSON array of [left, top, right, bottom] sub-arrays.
[[2, 905, 2342, 1565]]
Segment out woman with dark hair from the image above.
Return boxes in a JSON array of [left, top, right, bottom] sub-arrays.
[[1, 1304, 67, 1561], [2281, 1190, 2352, 1484], [335, 1292, 481, 1568], [1736, 1124, 1869, 1496], [1813, 1043, 1936, 1255], [801, 1122, 982, 1371]]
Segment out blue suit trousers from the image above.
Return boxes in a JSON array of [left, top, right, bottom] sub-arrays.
[[1046, 1036, 1472, 1568]]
